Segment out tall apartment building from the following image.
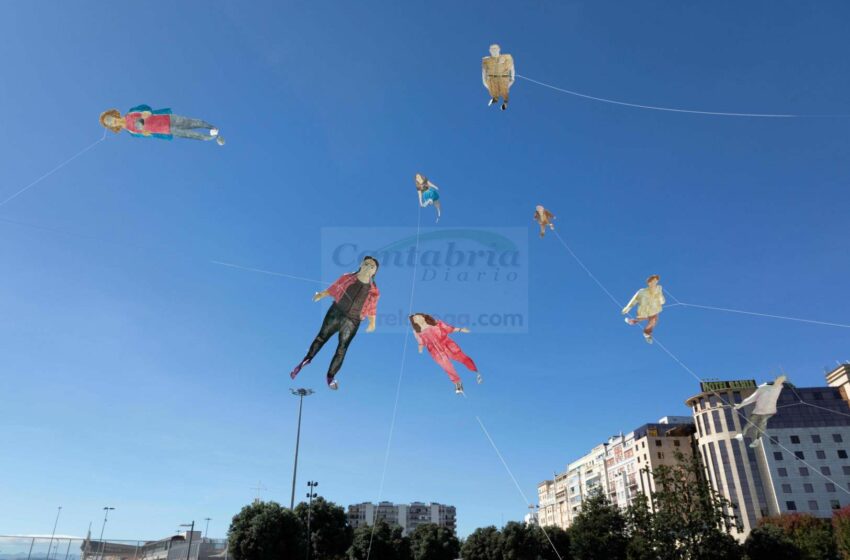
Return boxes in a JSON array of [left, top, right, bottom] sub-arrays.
[[347, 502, 457, 536], [686, 364, 850, 539], [605, 418, 696, 510], [537, 416, 694, 529]]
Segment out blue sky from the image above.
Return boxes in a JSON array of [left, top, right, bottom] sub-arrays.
[[1, 0, 849, 541]]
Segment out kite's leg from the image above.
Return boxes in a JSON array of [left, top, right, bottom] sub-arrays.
[[643, 315, 659, 336], [434, 355, 461, 384], [326, 317, 360, 381]]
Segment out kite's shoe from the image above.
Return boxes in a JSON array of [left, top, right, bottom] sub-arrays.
[[476, 373, 483, 385], [216, 136, 226, 146], [454, 382, 464, 395], [539, 232, 545, 238], [327, 376, 339, 391], [643, 333, 654, 344], [749, 439, 761, 449], [734, 434, 744, 442], [210, 128, 219, 136], [501, 102, 508, 111], [290, 358, 311, 380], [488, 97, 498, 107], [624, 317, 633, 325]]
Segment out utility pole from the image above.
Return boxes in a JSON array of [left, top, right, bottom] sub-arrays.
[[203, 518, 211, 539], [289, 388, 314, 509], [179, 522, 195, 560], [305, 481, 318, 560], [97, 507, 115, 560], [46, 506, 62, 560]]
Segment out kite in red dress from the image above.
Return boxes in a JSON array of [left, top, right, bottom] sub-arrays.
[[409, 313, 482, 395]]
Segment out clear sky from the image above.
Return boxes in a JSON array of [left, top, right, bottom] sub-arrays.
[[1, 0, 849, 542]]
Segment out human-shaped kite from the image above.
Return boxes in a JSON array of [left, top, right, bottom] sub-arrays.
[[482, 44, 515, 110], [409, 313, 482, 395], [622, 274, 665, 344], [734, 375, 786, 448], [415, 173, 441, 223], [100, 105, 225, 145], [290, 256, 380, 390], [533, 205, 556, 238]]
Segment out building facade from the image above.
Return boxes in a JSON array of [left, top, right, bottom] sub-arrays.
[[347, 502, 457, 536], [686, 365, 850, 539], [537, 417, 694, 529]]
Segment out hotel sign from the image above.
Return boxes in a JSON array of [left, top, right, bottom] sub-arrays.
[[700, 380, 757, 392]]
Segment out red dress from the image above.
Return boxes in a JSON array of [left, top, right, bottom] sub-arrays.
[[414, 320, 477, 384]]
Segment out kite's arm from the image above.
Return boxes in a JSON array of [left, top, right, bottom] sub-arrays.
[[735, 386, 763, 409], [427, 182, 439, 190], [622, 291, 639, 315], [509, 59, 516, 86], [481, 65, 489, 89], [366, 315, 377, 333], [129, 104, 152, 113], [313, 290, 329, 302], [659, 288, 666, 306]]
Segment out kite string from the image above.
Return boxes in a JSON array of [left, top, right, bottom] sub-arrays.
[[552, 230, 850, 499], [0, 130, 108, 209], [515, 74, 848, 119], [464, 395, 564, 560], [366, 207, 422, 560]]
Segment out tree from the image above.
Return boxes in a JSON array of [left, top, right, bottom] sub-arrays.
[[348, 521, 411, 560], [501, 521, 546, 560], [760, 513, 837, 560], [535, 525, 571, 560], [569, 492, 627, 560], [409, 524, 460, 560], [624, 494, 656, 560], [833, 506, 850, 559], [647, 451, 741, 560], [228, 501, 305, 560], [294, 496, 353, 560], [461, 526, 502, 560], [743, 524, 800, 560]]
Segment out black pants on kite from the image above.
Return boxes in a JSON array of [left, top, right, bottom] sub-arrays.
[[301, 304, 360, 383]]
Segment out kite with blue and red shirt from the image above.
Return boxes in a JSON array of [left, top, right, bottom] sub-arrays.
[[99, 105, 225, 145]]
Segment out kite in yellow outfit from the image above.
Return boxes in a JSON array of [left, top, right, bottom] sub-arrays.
[[482, 44, 515, 111]]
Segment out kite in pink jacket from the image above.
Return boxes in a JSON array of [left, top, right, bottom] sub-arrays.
[[409, 313, 482, 395]]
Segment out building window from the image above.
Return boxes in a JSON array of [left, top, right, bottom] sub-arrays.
[[795, 451, 805, 460], [774, 452, 783, 461], [791, 435, 800, 444], [674, 440, 680, 447], [800, 467, 810, 476], [770, 437, 779, 445], [655, 440, 662, 447], [657, 452, 664, 460], [804, 483, 814, 493], [822, 467, 832, 476], [832, 500, 842, 510], [786, 501, 797, 511], [814, 392, 824, 400], [812, 434, 822, 444], [844, 466, 850, 476], [827, 483, 836, 493], [782, 484, 792, 493], [809, 500, 820, 511], [840, 450, 849, 459], [778, 468, 788, 477], [817, 450, 827, 460], [834, 434, 844, 443]]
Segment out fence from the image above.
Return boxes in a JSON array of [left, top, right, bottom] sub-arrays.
[[0, 537, 228, 560]]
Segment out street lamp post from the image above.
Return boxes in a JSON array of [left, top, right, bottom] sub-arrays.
[[203, 518, 211, 539], [179, 522, 195, 560], [46, 507, 62, 560], [97, 507, 115, 560], [289, 388, 314, 509], [305, 481, 318, 560]]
